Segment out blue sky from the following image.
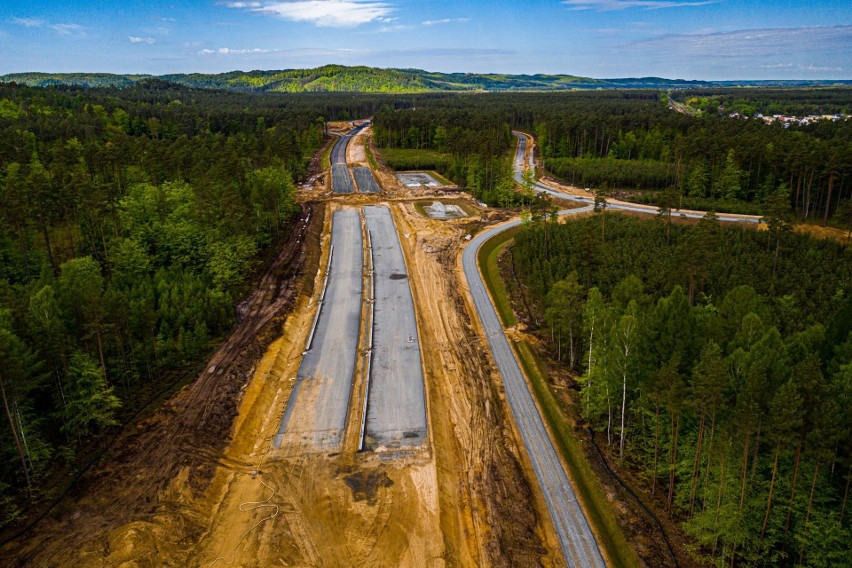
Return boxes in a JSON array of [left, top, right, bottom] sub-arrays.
[[1, 0, 850, 79]]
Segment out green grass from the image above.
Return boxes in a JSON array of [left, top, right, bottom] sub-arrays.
[[478, 228, 639, 568], [378, 148, 452, 171], [320, 137, 334, 170], [364, 142, 380, 171], [476, 227, 520, 327]]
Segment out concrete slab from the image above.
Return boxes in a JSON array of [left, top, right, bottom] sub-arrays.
[[354, 167, 381, 193], [395, 172, 443, 188], [363, 206, 427, 450], [274, 209, 363, 452], [424, 201, 466, 220]]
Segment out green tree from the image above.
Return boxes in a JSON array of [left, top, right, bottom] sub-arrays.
[[762, 184, 795, 277], [545, 272, 584, 368], [63, 352, 121, 440], [687, 161, 709, 198], [715, 148, 744, 200], [58, 257, 109, 382]]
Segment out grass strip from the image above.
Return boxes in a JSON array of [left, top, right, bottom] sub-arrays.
[[513, 339, 638, 568], [321, 137, 334, 170], [478, 227, 638, 568], [476, 227, 519, 327], [365, 142, 380, 171]]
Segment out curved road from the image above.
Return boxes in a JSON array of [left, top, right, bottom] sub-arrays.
[[511, 131, 761, 224], [462, 133, 763, 566]]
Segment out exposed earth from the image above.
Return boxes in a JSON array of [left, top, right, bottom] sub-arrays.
[[1, 124, 565, 567]]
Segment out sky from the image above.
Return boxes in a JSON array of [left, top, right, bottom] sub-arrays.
[[0, 0, 850, 80]]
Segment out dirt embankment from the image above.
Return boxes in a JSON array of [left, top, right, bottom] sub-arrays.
[[0, 204, 320, 567], [393, 201, 562, 566]]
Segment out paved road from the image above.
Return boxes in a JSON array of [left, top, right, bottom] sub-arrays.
[[330, 122, 368, 193], [461, 133, 764, 565], [331, 122, 368, 165], [363, 205, 427, 450], [354, 166, 381, 193], [511, 131, 761, 224], [274, 209, 363, 451], [463, 208, 605, 568]]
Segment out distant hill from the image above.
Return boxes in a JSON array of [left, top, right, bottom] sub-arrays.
[[2, 65, 850, 92]]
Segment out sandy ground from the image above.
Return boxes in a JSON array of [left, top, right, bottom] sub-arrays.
[[348, 126, 369, 166], [3, 125, 573, 567]]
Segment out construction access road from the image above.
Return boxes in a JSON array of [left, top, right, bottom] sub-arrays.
[[511, 130, 761, 224], [462, 208, 606, 568], [275, 208, 363, 451], [363, 205, 427, 450], [330, 122, 369, 193]]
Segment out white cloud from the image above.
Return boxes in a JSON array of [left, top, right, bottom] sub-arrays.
[[129, 36, 157, 44], [11, 17, 45, 27], [422, 18, 469, 26], [631, 25, 852, 57], [375, 24, 412, 33], [12, 17, 86, 37], [563, 0, 714, 10], [224, 0, 394, 28], [199, 47, 278, 55], [49, 23, 86, 37]]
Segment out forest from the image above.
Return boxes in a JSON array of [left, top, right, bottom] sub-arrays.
[[511, 210, 851, 566], [372, 101, 526, 206], [370, 89, 852, 223], [8, 66, 844, 93], [0, 81, 402, 525]]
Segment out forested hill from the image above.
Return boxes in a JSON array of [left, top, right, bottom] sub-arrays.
[[3, 65, 851, 93]]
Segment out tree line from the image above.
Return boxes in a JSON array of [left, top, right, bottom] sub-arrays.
[[371, 89, 852, 225], [512, 211, 851, 566], [372, 99, 525, 206], [0, 82, 410, 524]]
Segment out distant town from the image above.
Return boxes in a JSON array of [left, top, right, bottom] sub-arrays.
[[727, 109, 849, 126]]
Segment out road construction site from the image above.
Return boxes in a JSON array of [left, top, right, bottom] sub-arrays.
[[5, 121, 630, 567]]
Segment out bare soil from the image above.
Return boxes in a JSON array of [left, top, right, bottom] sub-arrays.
[[0, 202, 320, 567], [2, 127, 593, 567]]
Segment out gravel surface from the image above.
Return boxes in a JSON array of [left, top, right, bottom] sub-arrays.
[[354, 166, 381, 193], [274, 209, 363, 451], [332, 164, 355, 194], [363, 205, 427, 450]]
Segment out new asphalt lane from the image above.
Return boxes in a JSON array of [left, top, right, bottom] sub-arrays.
[[274, 209, 363, 451], [331, 122, 369, 194], [354, 166, 381, 193], [462, 134, 764, 566], [363, 205, 427, 450], [462, 209, 606, 568]]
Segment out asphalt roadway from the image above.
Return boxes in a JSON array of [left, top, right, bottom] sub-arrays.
[[363, 205, 427, 450], [354, 166, 381, 193], [460, 133, 764, 565], [274, 209, 363, 451], [332, 164, 356, 194], [462, 207, 606, 568], [330, 122, 368, 193], [510, 131, 761, 224]]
